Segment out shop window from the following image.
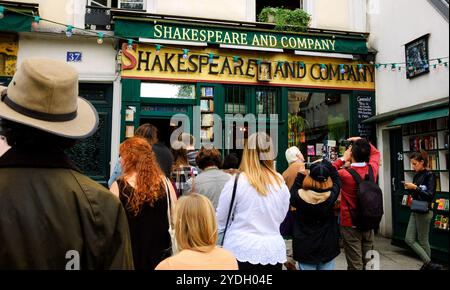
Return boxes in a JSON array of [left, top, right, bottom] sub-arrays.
[[256, 88, 278, 115], [225, 85, 247, 114], [140, 83, 195, 99], [288, 90, 350, 164]]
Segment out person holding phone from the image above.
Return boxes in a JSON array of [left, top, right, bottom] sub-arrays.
[[404, 151, 442, 270]]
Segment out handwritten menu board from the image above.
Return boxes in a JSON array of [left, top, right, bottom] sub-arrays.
[[356, 95, 375, 140]]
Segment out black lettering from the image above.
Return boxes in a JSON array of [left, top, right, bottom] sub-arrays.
[[177, 54, 187, 72], [297, 62, 306, 78], [188, 55, 199, 72], [220, 57, 233, 75], [208, 55, 220, 75], [274, 63, 285, 78], [366, 66, 375, 82], [320, 65, 329, 80], [329, 64, 340, 80], [137, 51, 151, 71], [310, 64, 321, 80], [285, 62, 295, 78], [246, 59, 257, 77], [151, 55, 163, 71], [233, 58, 244, 75], [347, 65, 357, 81], [199, 55, 209, 73], [164, 53, 175, 72]]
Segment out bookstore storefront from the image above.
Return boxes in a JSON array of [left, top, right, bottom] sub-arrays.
[[115, 17, 376, 171]]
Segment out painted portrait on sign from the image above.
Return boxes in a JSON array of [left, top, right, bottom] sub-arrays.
[[258, 62, 272, 82], [405, 34, 430, 79]]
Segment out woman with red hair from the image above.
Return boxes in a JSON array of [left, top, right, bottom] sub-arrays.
[[110, 137, 177, 270]]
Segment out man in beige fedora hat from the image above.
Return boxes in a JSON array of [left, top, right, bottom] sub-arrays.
[[0, 58, 134, 270]]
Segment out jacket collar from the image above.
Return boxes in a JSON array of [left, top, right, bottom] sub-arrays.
[[0, 146, 80, 172]]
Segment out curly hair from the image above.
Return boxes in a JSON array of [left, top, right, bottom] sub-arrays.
[[195, 147, 222, 170], [120, 137, 164, 216]]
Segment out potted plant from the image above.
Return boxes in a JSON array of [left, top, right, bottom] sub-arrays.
[[258, 7, 311, 32]]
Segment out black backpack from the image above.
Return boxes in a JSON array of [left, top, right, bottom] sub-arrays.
[[346, 165, 384, 231]]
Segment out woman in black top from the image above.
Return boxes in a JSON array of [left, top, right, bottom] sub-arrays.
[[290, 159, 341, 270], [111, 137, 177, 270], [404, 151, 441, 270]]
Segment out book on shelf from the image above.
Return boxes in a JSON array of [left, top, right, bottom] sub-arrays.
[[200, 100, 214, 112], [201, 127, 214, 140], [409, 135, 437, 151], [201, 87, 214, 97], [201, 114, 214, 127], [404, 120, 437, 135], [436, 175, 441, 192]]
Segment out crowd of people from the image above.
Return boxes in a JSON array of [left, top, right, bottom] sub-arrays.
[[0, 58, 443, 270]]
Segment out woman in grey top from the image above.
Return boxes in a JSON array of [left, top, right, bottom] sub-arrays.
[[186, 147, 231, 209]]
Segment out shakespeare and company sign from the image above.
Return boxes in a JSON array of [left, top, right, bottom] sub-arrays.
[[115, 21, 368, 55], [121, 44, 375, 91]]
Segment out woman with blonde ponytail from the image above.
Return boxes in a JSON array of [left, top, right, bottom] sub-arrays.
[[110, 137, 177, 270], [216, 132, 290, 270]]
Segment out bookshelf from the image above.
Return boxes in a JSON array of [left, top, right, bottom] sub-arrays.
[[200, 86, 215, 141], [401, 116, 449, 235]]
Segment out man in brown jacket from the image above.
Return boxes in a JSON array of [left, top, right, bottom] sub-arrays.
[[0, 58, 134, 269]]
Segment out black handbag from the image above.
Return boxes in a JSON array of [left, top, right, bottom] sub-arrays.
[[410, 200, 429, 214]]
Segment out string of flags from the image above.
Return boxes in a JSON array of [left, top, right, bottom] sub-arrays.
[[1, 5, 448, 73]]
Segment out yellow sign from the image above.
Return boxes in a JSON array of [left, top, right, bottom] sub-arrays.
[[0, 34, 18, 77], [121, 44, 375, 91]]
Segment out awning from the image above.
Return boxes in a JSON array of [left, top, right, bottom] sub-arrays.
[[0, 13, 32, 33], [387, 107, 449, 127]]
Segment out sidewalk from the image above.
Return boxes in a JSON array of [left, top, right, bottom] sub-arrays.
[[335, 234, 423, 270]]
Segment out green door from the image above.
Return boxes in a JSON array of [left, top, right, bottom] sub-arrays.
[[66, 83, 113, 187]]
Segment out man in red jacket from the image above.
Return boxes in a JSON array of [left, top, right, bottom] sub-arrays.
[[333, 137, 380, 270]]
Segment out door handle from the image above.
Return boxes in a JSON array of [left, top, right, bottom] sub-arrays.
[[392, 177, 396, 192]]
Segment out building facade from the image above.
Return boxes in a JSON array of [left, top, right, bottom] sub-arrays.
[[366, 0, 449, 262]]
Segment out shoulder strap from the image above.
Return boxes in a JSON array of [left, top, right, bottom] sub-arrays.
[[221, 172, 241, 246], [367, 164, 376, 182], [346, 168, 363, 185]]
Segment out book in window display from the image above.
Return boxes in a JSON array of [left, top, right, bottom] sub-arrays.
[[202, 87, 214, 97]]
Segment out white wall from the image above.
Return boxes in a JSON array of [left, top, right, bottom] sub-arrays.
[[368, 0, 449, 115], [304, 0, 367, 32], [154, 0, 256, 22]]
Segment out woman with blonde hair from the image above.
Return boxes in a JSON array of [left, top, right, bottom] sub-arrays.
[[110, 137, 177, 270], [216, 132, 290, 270], [155, 193, 238, 270]]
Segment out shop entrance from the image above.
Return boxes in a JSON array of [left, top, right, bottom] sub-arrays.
[[140, 118, 175, 148]]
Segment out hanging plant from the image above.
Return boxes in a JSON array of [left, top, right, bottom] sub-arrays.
[[258, 7, 311, 32]]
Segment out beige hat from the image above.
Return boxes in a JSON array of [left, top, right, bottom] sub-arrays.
[[285, 146, 302, 164], [0, 58, 98, 139]]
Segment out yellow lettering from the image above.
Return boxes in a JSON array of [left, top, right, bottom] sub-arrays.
[[216, 31, 223, 43], [329, 40, 336, 51], [191, 29, 199, 41], [154, 24, 163, 38], [260, 35, 269, 47], [207, 30, 215, 42], [182, 28, 191, 41], [241, 33, 248, 45], [223, 32, 231, 44], [163, 26, 173, 39], [199, 30, 207, 42], [252, 35, 261, 46], [269, 35, 277, 47], [289, 37, 297, 48], [232, 32, 240, 44], [297, 38, 307, 49], [281, 36, 288, 47], [314, 39, 322, 50], [321, 39, 330, 51], [173, 27, 181, 39], [307, 38, 315, 49]]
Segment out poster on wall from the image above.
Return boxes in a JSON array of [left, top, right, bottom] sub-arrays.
[[0, 34, 18, 77], [405, 34, 430, 79]]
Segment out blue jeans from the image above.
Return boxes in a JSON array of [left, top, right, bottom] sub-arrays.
[[298, 259, 335, 270]]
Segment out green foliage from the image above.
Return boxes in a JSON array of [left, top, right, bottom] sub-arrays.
[[258, 7, 311, 32]]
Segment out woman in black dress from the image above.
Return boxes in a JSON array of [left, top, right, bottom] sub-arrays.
[[111, 136, 177, 270]]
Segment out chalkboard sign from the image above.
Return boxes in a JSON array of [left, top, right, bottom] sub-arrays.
[[355, 95, 375, 141]]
